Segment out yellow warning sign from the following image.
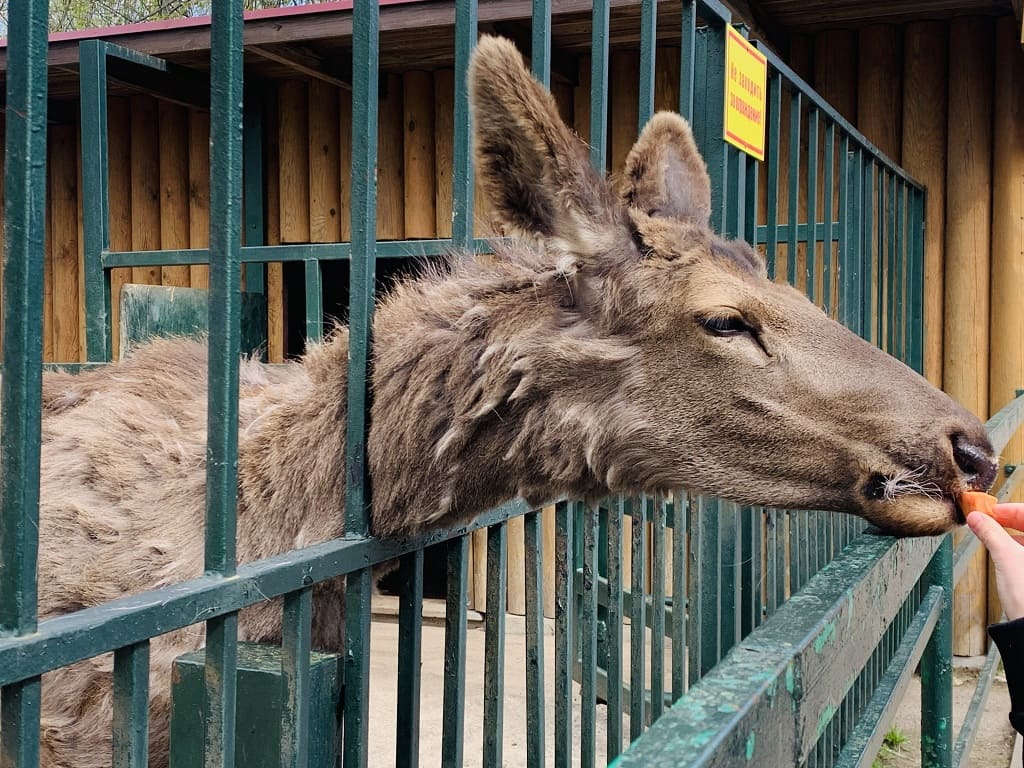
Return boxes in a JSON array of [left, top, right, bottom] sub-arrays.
[[723, 27, 768, 161]]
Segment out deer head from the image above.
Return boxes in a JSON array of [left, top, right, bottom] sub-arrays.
[[467, 36, 996, 536]]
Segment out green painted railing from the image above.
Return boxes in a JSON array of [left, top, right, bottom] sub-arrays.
[[2, 1, 1020, 767]]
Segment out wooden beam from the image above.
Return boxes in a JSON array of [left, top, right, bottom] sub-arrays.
[[944, 16, 995, 657], [246, 44, 351, 92]]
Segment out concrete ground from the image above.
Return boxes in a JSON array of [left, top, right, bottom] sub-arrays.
[[365, 599, 1018, 767]]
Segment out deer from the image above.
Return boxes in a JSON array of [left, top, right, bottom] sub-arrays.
[[11, 35, 996, 768]]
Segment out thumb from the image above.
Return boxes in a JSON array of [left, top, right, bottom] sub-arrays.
[[967, 510, 1019, 562]]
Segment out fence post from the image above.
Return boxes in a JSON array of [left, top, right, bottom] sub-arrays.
[[921, 536, 954, 767]]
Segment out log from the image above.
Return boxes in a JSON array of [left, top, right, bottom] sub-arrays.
[[278, 81, 310, 244], [308, 80, 341, 244], [130, 96, 161, 285], [158, 102, 191, 288], [109, 98, 133, 360], [901, 21, 948, 387], [945, 16, 994, 657], [377, 73, 405, 240], [433, 69, 454, 239], [988, 15, 1024, 622], [403, 71, 436, 239], [187, 110, 210, 289], [49, 124, 80, 363]]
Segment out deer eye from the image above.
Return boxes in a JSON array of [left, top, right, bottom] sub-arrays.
[[698, 314, 751, 337]]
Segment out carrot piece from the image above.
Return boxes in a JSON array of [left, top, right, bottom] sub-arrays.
[[959, 490, 998, 517]]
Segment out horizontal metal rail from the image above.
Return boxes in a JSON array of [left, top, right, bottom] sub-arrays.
[[0, 500, 528, 688], [609, 533, 942, 766], [953, 614, 1007, 766]]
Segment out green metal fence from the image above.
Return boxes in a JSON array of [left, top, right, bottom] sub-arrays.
[[2, 1, 1023, 767]]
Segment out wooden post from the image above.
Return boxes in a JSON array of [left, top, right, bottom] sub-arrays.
[[813, 31, 858, 124], [159, 102, 191, 288], [433, 70, 454, 239], [278, 81, 310, 244], [49, 124, 80, 363], [989, 16, 1024, 622], [264, 94, 285, 363], [378, 73, 404, 240], [542, 505, 556, 619], [945, 16, 994, 656], [901, 22, 948, 388], [187, 110, 210, 289], [109, 98, 132, 360], [308, 80, 341, 244], [506, 516, 526, 615], [403, 71, 436, 239], [130, 96, 160, 285], [339, 87, 353, 243], [609, 51, 639, 172]]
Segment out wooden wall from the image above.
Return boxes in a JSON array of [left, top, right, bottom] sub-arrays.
[[787, 15, 1024, 656]]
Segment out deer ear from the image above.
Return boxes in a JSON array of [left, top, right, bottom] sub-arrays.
[[469, 36, 623, 256], [618, 112, 712, 225]]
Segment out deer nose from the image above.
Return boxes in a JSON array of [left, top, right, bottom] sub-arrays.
[[951, 432, 999, 490]]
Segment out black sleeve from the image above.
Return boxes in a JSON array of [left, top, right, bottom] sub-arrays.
[[989, 616, 1024, 738]]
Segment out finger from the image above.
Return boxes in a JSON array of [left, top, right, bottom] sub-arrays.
[[966, 511, 1022, 561], [992, 503, 1024, 531]]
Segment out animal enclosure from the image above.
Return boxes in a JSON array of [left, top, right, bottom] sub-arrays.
[[2, 2, 1023, 768]]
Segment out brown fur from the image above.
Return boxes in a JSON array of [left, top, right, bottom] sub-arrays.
[[13, 36, 994, 767]]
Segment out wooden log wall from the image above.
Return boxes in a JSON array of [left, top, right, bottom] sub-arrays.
[[787, 15, 1021, 656]]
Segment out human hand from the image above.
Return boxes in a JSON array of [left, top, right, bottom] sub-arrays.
[[967, 503, 1024, 622]]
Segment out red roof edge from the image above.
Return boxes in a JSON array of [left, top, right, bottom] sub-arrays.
[[0, 0, 428, 49]]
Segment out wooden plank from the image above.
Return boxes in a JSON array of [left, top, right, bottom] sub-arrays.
[[609, 50, 639, 172], [988, 15, 1024, 623], [109, 97, 133, 361], [791, 36, 812, 296], [278, 80, 310, 244], [945, 16, 994, 657], [339, 85, 352, 242], [77, 125, 86, 360], [655, 45, 680, 114], [901, 21, 948, 387], [857, 25, 902, 161], [542, 505, 556, 619], [433, 69, 454, 239], [813, 30, 858, 124], [403, 71, 436, 239], [574, 54, 591, 146], [308, 80, 341, 243], [49, 124, 80, 363], [159, 101, 191, 287], [378, 73, 405, 240], [187, 109, 210, 289], [130, 95, 161, 285], [265, 92, 285, 363], [506, 515, 526, 615], [472, 528, 488, 612]]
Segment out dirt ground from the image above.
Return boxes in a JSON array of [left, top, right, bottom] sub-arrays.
[[364, 601, 1018, 767]]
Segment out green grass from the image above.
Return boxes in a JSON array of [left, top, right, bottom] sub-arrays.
[[872, 726, 909, 767]]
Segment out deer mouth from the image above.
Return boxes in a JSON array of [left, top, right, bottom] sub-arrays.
[[861, 469, 968, 534]]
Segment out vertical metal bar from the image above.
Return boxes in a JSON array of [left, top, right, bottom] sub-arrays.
[[343, 3, 379, 766], [718, 501, 737, 653], [805, 108, 819, 304], [580, 504, 600, 768], [787, 91, 802, 286], [483, 524, 508, 768], [554, 501, 574, 768], [524, 512, 546, 768], [79, 40, 112, 362], [451, 0, 477, 248], [280, 588, 313, 768], [303, 259, 323, 342], [638, 0, 657, 128], [531, 0, 551, 86], [589, 0, 611, 170], [113, 642, 151, 768], [606, 497, 625, 760], [442, 537, 469, 766], [695, 25, 729, 233], [822, 122, 835, 316], [886, 171, 897, 354], [671, 493, 687, 700], [765, 73, 782, 280], [242, 90, 265, 294], [203, 1, 244, 765], [700, 497, 721, 673], [396, 551, 424, 768], [740, 508, 754, 639], [895, 181, 906, 363], [650, 498, 667, 721], [679, 1, 697, 122], [921, 536, 953, 768], [686, 496, 703, 687], [630, 498, 649, 739], [910, 188, 926, 374]]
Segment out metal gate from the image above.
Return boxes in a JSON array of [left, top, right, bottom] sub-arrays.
[[2, 1, 1023, 767]]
